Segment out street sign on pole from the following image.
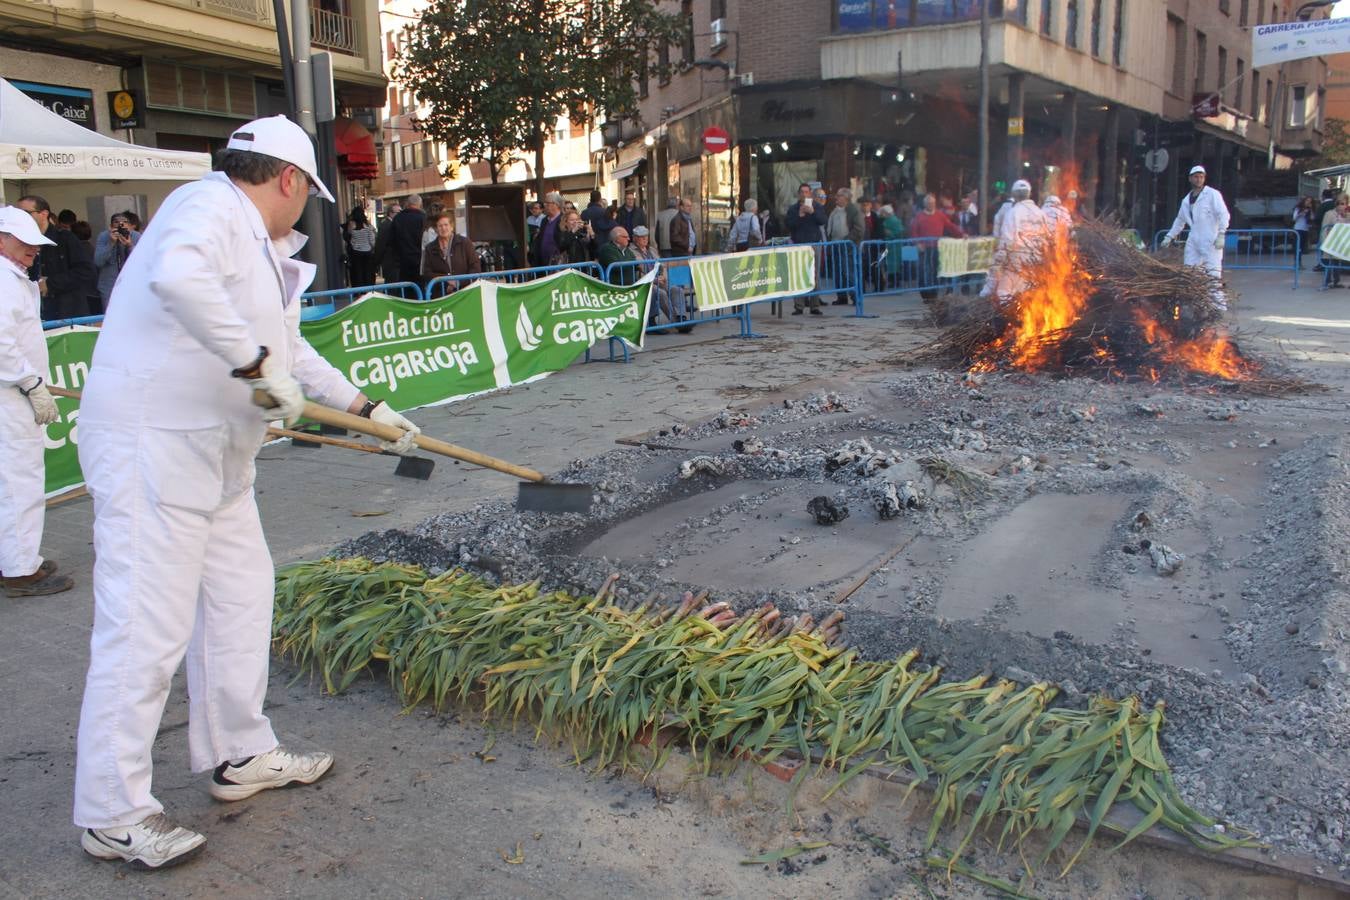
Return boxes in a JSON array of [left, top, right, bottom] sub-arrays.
[[703, 126, 730, 154]]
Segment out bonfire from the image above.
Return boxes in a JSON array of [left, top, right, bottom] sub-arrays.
[[918, 217, 1310, 394]]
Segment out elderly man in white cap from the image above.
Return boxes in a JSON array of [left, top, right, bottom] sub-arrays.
[[983, 179, 1047, 303], [0, 207, 74, 599], [1161, 164, 1231, 309], [73, 115, 422, 869]]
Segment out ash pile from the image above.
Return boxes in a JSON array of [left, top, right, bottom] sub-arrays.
[[330, 379, 1350, 880]]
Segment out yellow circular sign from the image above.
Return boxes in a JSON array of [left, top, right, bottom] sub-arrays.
[[112, 91, 135, 119]]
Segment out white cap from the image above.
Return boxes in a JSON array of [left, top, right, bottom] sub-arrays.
[[1043, 195, 1061, 206], [226, 115, 335, 202], [1012, 179, 1032, 193], [1189, 165, 1206, 176], [0, 206, 55, 246]]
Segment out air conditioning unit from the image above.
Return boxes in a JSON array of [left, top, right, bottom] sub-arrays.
[[710, 18, 727, 50]]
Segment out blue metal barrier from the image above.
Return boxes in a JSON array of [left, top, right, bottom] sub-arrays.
[[42, 315, 105, 330], [602, 254, 753, 341], [858, 237, 984, 301], [425, 262, 603, 299], [1151, 228, 1301, 288], [1317, 249, 1350, 289], [301, 280, 423, 306], [790, 240, 865, 316]]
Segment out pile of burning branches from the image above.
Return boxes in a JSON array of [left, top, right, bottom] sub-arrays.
[[917, 218, 1309, 393]]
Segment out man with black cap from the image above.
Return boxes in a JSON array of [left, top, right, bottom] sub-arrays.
[[72, 115, 423, 870], [1161, 165, 1231, 309], [0, 206, 74, 599]]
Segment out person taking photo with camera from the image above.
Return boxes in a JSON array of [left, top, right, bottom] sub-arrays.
[[93, 212, 140, 313]]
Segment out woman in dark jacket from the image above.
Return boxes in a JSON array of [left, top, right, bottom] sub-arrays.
[[555, 210, 593, 264], [421, 211, 481, 297]]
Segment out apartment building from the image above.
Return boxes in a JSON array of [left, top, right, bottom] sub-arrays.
[[628, 0, 1327, 242], [372, 0, 603, 222], [1, 0, 386, 212]]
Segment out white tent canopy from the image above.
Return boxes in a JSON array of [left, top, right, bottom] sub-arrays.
[[0, 77, 210, 184]]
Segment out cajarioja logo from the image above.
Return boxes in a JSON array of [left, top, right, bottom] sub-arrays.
[[516, 303, 544, 351]]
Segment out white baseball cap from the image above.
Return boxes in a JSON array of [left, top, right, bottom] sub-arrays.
[[1189, 165, 1206, 176], [226, 115, 335, 202], [0, 206, 56, 247], [1012, 179, 1032, 192], [1044, 195, 1061, 206]]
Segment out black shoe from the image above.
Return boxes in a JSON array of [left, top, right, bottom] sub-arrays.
[[792, 309, 804, 315], [831, 298, 851, 306], [810, 308, 823, 315]]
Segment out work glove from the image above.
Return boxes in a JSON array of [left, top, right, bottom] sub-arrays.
[[19, 377, 58, 426], [1160, 235, 1173, 249], [233, 347, 306, 426], [366, 401, 420, 455], [1213, 233, 1226, 250]]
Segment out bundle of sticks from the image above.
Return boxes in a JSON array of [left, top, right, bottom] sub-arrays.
[[916, 217, 1259, 383]]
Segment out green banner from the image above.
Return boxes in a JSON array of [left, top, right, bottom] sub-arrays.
[[688, 246, 816, 311], [43, 326, 98, 496], [42, 269, 650, 491], [301, 269, 651, 411]]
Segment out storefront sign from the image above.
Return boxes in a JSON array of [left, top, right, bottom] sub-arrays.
[[689, 246, 816, 312], [838, 0, 874, 30], [1253, 17, 1350, 69], [1007, 117, 1024, 136], [1191, 93, 1221, 119], [12, 80, 96, 130], [108, 90, 143, 130]]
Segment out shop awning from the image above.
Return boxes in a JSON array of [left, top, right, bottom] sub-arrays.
[[611, 158, 646, 182], [334, 116, 378, 181], [1304, 163, 1350, 180]]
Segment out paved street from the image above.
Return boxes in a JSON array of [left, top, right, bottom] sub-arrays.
[[3, 270, 1346, 898]]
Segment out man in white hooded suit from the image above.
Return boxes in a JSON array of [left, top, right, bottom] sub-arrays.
[[73, 115, 422, 869]]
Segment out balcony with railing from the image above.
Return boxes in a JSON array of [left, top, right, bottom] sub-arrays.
[[835, 0, 1017, 30], [312, 7, 360, 56]]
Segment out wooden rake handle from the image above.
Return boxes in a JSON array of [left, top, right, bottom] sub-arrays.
[[256, 392, 549, 484], [50, 384, 546, 484]]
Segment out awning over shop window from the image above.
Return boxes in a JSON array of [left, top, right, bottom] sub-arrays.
[[611, 158, 647, 182], [334, 116, 377, 181]]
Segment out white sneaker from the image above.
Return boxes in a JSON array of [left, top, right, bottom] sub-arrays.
[[81, 813, 205, 869], [209, 746, 334, 801]]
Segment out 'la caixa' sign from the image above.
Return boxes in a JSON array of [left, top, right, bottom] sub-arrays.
[[12, 79, 96, 130]]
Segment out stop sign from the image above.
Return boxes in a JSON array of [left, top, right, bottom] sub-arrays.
[[703, 126, 731, 154]]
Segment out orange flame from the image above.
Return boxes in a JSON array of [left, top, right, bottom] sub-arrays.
[[967, 165, 1256, 384]]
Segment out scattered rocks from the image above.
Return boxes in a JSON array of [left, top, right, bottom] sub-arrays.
[[678, 456, 725, 479], [807, 495, 850, 525], [1142, 540, 1185, 576]]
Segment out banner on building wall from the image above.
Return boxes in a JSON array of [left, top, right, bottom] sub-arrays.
[[1252, 18, 1350, 69], [688, 245, 817, 311]]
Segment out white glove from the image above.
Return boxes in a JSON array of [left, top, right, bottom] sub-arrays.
[[236, 348, 306, 426], [19, 378, 58, 426], [1160, 235, 1173, 249], [1214, 233, 1226, 250], [368, 401, 420, 455]]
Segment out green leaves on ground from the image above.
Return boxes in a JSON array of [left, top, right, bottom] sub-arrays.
[[273, 558, 1258, 879]]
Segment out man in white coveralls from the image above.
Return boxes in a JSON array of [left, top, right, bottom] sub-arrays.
[[73, 115, 421, 869], [983, 179, 1048, 303], [0, 207, 74, 598], [1161, 164, 1231, 309]]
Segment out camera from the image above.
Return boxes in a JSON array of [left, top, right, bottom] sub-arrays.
[[116, 226, 130, 237]]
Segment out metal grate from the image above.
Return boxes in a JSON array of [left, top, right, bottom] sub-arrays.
[[201, 0, 272, 23]]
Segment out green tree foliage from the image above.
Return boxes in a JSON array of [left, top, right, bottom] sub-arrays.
[[395, 0, 684, 189], [1306, 117, 1350, 170]]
